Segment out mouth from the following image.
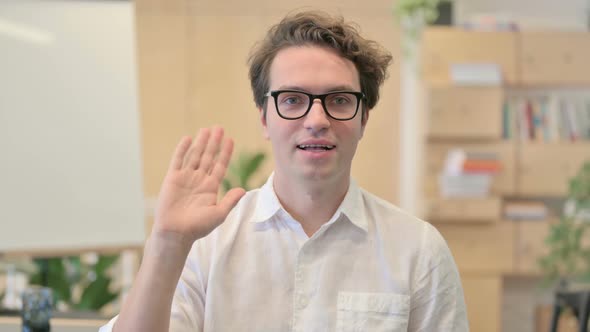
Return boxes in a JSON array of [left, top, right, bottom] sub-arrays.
[[296, 144, 336, 151]]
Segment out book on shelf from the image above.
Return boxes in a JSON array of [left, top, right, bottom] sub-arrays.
[[503, 201, 548, 220], [462, 159, 502, 173], [439, 149, 501, 198], [450, 63, 503, 86], [503, 93, 590, 142], [439, 173, 492, 198]]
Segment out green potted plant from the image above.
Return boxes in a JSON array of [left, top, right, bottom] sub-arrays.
[[28, 254, 120, 314], [222, 151, 267, 192], [393, 0, 450, 26], [393, 0, 452, 45], [538, 161, 590, 290]]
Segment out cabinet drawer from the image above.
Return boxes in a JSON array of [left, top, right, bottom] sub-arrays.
[[462, 275, 502, 332], [425, 142, 516, 196], [421, 27, 518, 85], [516, 142, 590, 196], [515, 218, 590, 276], [514, 220, 550, 275], [426, 197, 501, 223], [427, 87, 504, 139], [434, 221, 514, 273], [519, 31, 590, 85]]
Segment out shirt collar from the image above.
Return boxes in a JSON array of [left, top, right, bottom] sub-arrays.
[[250, 173, 369, 233], [336, 178, 368, 233], [251, 172, 283, 223]]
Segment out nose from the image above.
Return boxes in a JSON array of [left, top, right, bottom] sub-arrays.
[[303, 99, 331, 132]]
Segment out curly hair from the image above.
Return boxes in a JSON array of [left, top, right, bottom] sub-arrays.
[[248, 11, 393, 115]]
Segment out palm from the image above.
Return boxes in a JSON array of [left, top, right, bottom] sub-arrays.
[[153, 128, 245, 242]]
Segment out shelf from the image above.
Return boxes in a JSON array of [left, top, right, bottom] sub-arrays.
[[519, 31, 590, 86], [419, 27, 590, 332], [426, 197, 501, 223], [421, 27, 518, 85], [433, 221, 515, 274], [424, 141, 516, 196], [427, 86, 505, 140], [516, 142, 590, 196]]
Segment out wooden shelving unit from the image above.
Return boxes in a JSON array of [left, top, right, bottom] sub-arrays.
[[419, 27, 590, 332]]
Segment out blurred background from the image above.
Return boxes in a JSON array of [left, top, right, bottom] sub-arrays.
[[0, 0, 589, 331]]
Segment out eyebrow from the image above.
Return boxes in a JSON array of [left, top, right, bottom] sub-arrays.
[[276, 85, 358, 92]]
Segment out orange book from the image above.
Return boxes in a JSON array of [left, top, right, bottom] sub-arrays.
[[462, 160, 502, 173]]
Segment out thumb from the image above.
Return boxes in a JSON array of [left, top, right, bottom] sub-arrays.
[[218, 187, 246, 216]]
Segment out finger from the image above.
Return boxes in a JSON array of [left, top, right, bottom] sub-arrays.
[[199, 127, 224, 173], [211, 138, 234, 181], [217, 187, 246, 217], [185, 128, 211, 169], [169, 136, 192, 171]]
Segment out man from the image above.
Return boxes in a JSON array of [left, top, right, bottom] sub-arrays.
[[103, 11, 468, 332]]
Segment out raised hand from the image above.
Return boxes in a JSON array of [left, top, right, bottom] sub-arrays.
[[152, 127, 246, 247]]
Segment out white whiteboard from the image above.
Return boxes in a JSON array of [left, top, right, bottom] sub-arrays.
[[0, 0, 145, 253]]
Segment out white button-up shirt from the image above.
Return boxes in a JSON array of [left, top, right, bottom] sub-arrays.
[[101, 174, 468, 331]]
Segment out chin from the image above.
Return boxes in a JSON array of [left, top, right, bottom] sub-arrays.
[[299, 166, 339, 181]]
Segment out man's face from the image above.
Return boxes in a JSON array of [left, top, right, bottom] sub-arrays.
[[260, 45, 367, 183]]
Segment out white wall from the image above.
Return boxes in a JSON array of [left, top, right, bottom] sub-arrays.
[[0, 0, 145, 253], [455, 0, 590, 30]]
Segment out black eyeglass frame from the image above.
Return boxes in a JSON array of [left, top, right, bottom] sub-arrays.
[[264, 89, 366, 121]]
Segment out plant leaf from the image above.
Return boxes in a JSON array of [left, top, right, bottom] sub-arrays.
[[94, 255, 118, 275], [77, 276, 117, 311], [240, 153, 266, 189], [44, 258, 71, 305], [222, 178, 232, 193]]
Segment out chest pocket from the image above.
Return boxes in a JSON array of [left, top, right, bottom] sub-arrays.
[[336, 292, 410, 332]]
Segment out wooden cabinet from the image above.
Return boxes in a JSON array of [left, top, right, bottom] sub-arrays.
[[427, 87, 504, 139], [422, 27, 518, 85], [434, 222, 515, 274], [514, 218, 590, 275], [516, 142, 590, 196], [422, 28, 590, 86], [462, 275, 503, 332], [426, 197, 501, 223], [519, 32, 590, 85], [513, 220, 551, 275], [425, 142, 516, 197], [420, 28, 590, 331]]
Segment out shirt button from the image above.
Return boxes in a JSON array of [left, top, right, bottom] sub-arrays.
[[298, 294, 309, 309]]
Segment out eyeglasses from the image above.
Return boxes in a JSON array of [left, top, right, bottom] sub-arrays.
[[265, 90, 366, 121]]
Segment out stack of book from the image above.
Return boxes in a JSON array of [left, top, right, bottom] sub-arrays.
[[504, 201, 548, 220], [439, 149, 502, 198]]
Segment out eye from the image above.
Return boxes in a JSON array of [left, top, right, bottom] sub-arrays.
[[279, 93, 306, 105], [329, 94, 352, 105], [284, 97, 301, 104]]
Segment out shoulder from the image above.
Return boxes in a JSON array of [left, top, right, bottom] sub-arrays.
[[358, 188, 451, 263], [223, 187, 261, 222], [359, 188, 435, 237]]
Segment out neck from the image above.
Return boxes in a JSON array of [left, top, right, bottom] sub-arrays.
[[273, 172, 350, 237]]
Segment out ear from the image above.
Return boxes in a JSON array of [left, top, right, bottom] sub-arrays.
[[259, 107, 270, 139]]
